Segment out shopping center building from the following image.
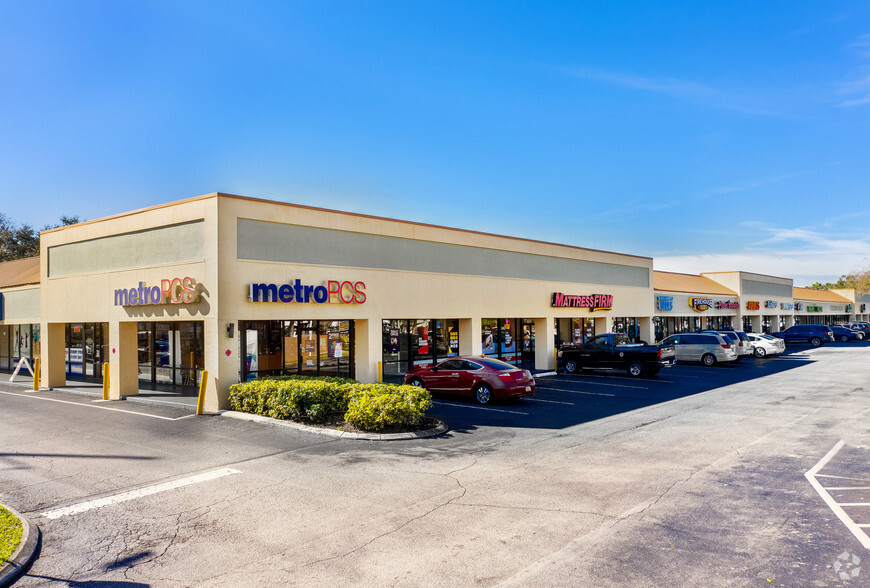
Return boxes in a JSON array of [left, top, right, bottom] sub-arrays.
[[3, 192, 657, 410], [0, 192, 867, 410]]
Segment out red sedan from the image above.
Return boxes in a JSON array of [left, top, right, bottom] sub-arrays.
[[404, 356, 535, 404]]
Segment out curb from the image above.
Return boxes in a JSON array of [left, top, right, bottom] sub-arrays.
[[218, 410, 449, 440], [0, 503, 40, 588]]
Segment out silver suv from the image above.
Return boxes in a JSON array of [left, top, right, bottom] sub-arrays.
[[702, 330, 754, 360], [659, 332, 738, 366]]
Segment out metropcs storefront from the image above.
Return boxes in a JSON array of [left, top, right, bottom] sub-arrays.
[[35, 193, 656, 411]]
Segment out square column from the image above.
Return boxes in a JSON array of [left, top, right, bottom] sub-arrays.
[[203, 316, 225, 412], [459, 318, 481, 357], [534, 317, 555, 370], [108, 321, 139, 399], [750, 315, 762, 333], [783, 315, 795, 329], [354, 318, 383, 383], [43, 322, 67, 388], [594, 316, 609, 337], [638, 317, 654, 343]]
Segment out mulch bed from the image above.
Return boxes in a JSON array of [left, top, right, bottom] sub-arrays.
[[302, 413, 442, 435]]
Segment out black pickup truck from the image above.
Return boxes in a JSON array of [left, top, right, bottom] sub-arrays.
[[558, 333, 676, 377]]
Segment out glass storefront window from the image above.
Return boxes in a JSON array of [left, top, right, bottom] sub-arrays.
[[381, 319, 459, 379], [242, 320, 356, 381]]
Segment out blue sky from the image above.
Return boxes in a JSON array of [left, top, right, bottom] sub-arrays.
[[2, 1, 869, 285]]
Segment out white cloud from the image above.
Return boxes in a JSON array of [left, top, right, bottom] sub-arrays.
[[559, 66, 787, 117], [655, 223, 870, 284], [838, 34, 870, 106]]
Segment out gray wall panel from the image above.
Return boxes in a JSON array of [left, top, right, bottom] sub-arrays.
[[48, 221, 204, 277], [1, 288, 40, 320], [742, 279, 792, 298], [238, 219, 650, 287]]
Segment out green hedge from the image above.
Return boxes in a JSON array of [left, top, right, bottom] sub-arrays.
[[228, 376, 432, 432]]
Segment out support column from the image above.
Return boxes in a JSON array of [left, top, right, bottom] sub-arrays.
[[556, 317, 571, 346], [43, 322, 66, 388], [534, 317, 555, 370], [750, 315, 762, 333], [204, 315, 226, 412], [783, 315, 795, 329], [638, 317, 654, 344], [459, 317, 481, 357], [109, 321, 139, 399], [594, 316, 609, 337], [353, 318, 383, 384]]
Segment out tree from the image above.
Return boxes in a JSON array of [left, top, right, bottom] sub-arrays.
[[805, 264, 870, 294], [0, 213, 81, 262]]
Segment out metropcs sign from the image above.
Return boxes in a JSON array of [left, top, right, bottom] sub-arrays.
[[114, 278, 198, 307], [249, 279, 366, 304]]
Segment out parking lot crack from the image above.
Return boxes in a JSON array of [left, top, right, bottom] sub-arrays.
[[304, 458, 479, 567]]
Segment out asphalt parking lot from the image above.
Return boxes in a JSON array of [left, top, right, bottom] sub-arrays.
[[426, 340, 862, 433], [2, 339, 869, 587]]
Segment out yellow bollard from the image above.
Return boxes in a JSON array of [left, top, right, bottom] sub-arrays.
[[554, 348, 558, 373], [196, 370, 208, 415], [34, 357, 41, 390], [377, 361, 383, 383], [102, 363, 110, 400]]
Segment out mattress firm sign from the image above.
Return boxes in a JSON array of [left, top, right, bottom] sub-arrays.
[[114, 278, 198, 306], [551, 293, 613, 311], [249, 279, 366, 304]]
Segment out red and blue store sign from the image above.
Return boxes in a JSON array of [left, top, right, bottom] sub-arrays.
[[249, 280, 366, 304]]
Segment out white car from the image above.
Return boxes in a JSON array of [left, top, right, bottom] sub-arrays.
[[747, 333, 786, 358]]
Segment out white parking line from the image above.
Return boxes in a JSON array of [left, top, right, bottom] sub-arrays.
[[548, 379, 648, 390], [432, 401, 528, 415], [536, 385, 615, 397], [523, 398, 574, 405], [0, 390, 194, 421], [805, 440, 870, 550], [41, 468, 241, 520], [560, 373, 670, 384]]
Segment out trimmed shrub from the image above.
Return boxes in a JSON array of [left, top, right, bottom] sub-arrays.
[[229, 377, 433, 431], [344, 384, 432, 431], [229, 377, 352, 423]]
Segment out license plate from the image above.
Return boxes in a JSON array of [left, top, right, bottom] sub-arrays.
[[525, 386, 531, 392]]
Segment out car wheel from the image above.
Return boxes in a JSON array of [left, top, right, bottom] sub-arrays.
[[408, 377, 424, 388], [810, 337, 822, 347], [754, 347, 766, 358], [626, 361, 644, 377], [564, 359, 578, 374], [840, 335, 850, 342], [474, 384, 492, 405], [701, 353, 716, 367]]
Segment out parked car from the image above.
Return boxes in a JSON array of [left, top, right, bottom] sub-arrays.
[[830, 325, 862, 342], [659, 332, 738, 366], [746, 332, 786, 358], [404, 356, 535, 404], [842, 322, 870, 339], [701, 330, 753, 360], [558, 332, 675, 377], [771, 324, 835, 347]]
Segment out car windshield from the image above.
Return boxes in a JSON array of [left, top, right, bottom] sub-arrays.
[[475, 358, 517, 371]]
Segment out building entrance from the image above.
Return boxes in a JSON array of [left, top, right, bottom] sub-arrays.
[[65, 323, 108, 382], [137, 321, 204, 388]]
